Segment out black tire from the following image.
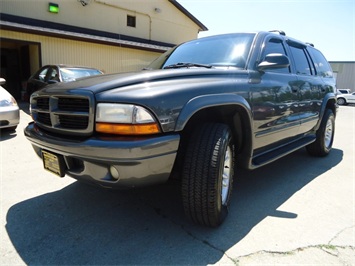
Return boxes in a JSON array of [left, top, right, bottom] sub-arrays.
[[337, 97, 346, 105], [182, 123, 235, 227], [306, 109, 335, 157]]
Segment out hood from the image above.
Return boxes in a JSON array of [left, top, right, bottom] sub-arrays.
[[34, 68, 250, 133], [41, 68, 246, 95]]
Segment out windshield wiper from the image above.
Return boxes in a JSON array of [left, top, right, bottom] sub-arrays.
[[163, 62, 213, 69]]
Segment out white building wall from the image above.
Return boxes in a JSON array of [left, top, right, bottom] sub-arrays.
[[1, 29, 161, 75], [0, 0, 206, 99], [0, 0, 201, 44]]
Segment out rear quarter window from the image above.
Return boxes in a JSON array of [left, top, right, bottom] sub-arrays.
[[307, 48, 333, 78]]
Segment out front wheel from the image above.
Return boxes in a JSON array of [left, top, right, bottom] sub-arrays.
[[337, 97, 346, 105], [306, 109, 335, 157], [182, 123, 235, 227]]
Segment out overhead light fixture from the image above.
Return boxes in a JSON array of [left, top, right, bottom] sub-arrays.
[[48, 2, 59, 13]]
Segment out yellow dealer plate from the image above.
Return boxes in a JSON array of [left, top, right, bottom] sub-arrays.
[[41, 150, 65, 177]]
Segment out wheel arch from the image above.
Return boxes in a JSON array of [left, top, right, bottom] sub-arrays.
[[314, 93, 338, 130], [326, 97, 338, 116], [175, 94, 254, 169]]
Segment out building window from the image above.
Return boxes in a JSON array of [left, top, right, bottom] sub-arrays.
[[127, 15, 136, 27]]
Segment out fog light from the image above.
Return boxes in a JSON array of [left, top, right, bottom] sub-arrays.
[[110, 166, 120, 180]]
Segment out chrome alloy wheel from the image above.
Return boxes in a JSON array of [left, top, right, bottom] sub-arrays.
[[221, 145, 232, 205], [324, 117, 334, 149]]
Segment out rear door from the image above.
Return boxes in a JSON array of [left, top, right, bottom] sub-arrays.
[[287, 42, 333, 133]]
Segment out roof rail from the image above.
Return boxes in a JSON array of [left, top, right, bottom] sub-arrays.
[[269, 30, 286, 36]]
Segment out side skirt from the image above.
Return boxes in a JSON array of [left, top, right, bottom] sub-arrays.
[[250, 135, 316, 169]]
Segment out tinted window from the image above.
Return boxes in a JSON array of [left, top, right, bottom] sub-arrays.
[[36, 67, 49, 81], [148, 33, 255, 69], [308, 48, 333, 78], [60, 68, 102, 82], [48, 67, 59, 81], [289, 45, 312, 75], [262, 38, 289, 73]]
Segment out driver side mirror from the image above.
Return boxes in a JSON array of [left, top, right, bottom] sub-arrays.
[[257, 53, 290, 71]]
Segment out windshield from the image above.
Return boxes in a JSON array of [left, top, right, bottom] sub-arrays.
[[60, 68, 102, 82], [148, 33, 256, 70]]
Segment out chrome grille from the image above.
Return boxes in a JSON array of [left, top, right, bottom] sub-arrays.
[[36, 98, 49, 109], [37, 113, 51, 125], [31, 95, 94, 136], [58, 115, 89, 129], [58, 98, 89, 112]]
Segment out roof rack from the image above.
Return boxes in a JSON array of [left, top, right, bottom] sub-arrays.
[[306, 42, 314, 47], [269, 30, 286, 36]]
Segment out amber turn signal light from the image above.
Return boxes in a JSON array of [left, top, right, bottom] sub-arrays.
[[96, 122, 160, 135]]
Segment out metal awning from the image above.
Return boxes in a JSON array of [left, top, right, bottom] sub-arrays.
[[0, 20, 171, 52]]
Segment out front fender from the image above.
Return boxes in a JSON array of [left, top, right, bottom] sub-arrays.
[[175, 93, 254, 169], [175, 93, 253, 131]]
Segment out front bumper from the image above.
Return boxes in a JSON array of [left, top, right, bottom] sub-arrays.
[[24, 122, 180, 188], [0, 107, 20, 129]]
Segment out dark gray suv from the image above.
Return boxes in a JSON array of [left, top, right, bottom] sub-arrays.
[[25, 31, 337, 227]]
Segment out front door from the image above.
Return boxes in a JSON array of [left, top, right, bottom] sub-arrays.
[[251, 37, 300, 151]]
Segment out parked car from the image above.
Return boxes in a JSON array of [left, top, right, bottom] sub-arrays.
[[337, 89, 351, 94], [0, 78, 20, 131], [337, 92, 355, 105], [25, 31, 337, 227], [26, 64, 103, 98]]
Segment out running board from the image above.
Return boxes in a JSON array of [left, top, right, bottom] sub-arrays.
[[251, 136, 316, 168]]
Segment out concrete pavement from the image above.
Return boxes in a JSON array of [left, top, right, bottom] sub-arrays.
[[0, 103, 354, 265]]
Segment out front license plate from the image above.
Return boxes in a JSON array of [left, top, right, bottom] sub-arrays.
[[41, 150, 66, 177]]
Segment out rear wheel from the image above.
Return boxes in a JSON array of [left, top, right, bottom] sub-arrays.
[[182, 123, 235, 227], [306, 109, 335, 157]]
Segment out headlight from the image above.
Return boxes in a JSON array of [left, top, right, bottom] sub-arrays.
[[0, 96, 17, 107], [95, 103, 161, 135]]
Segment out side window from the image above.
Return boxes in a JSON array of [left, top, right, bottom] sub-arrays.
[[36, 67, 49, 82], [47, 67, 59, 82], [308, 48, 333, 78], [262, 38, 289, 73], [289, 45, 312, 75]]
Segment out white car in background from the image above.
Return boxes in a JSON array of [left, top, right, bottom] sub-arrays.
[[337, 92, 355, 105], [337, 89, 351, 95], [0, 78, 20, 131]]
